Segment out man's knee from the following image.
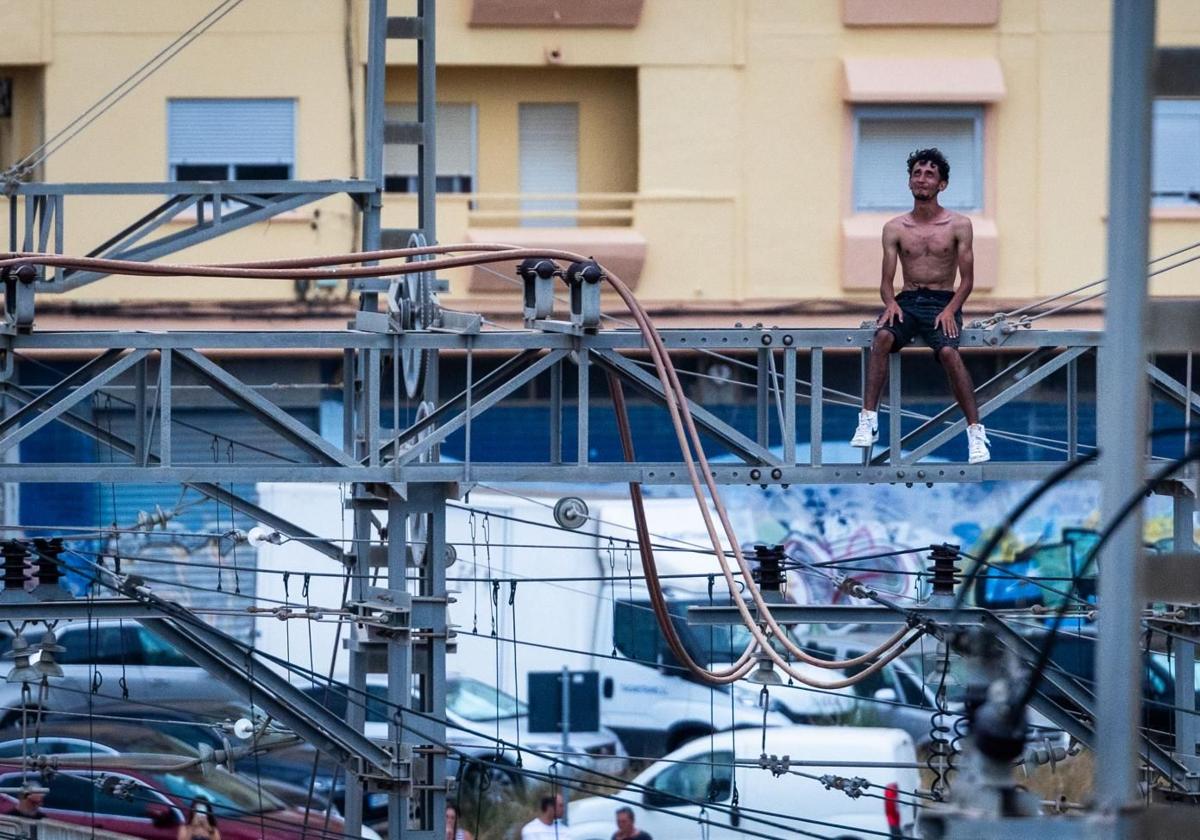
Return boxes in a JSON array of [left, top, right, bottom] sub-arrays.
[[936, 345, 961, 365], [872, 329, 895, 354]]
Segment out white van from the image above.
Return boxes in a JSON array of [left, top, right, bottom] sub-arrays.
[[253, 487, 854, 756], [569, 725, 921, 840]]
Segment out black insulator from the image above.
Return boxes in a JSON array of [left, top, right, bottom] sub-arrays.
[[928, 543, 961, 596], [32, 538, 64, 586], [565, 260, 604, 284], [1, 264, 38, 284], [752, 544, 785, 592], [516, 258, 560, 281], [1, 540, 28, 590]]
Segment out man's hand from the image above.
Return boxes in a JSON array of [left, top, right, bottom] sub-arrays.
[[934, 307, 959, 338], [877, 302, 903, 328]]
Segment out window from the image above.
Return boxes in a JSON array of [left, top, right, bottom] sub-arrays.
[[168, 98, 295, 181], [643, 750, 734, 808], [135, 627, 194, 667], [519, 103, 579, 227], [853, 105, 983, 212], [44, 772, 157, 818], [385, 103, 475, 193], [1152, 100, 1200, 206], [55, 624, 138, 665]]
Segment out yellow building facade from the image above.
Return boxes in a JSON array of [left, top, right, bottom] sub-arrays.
[[1, 0, 1198, 322]]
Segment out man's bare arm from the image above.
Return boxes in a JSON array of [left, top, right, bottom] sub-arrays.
[[934, 216, 974, 338], [878, 220, 903, 326]]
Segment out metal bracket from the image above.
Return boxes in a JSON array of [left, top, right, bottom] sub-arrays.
[[354, 744, 413, 793], [566, 260, 603, 330], [346, 586, 413, 633]]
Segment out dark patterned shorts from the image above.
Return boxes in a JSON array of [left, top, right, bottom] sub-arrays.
[[879, 289, 961, 353]]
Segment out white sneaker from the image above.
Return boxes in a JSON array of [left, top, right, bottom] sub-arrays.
[[850, 410, 879, 448], [967, 423, 991, 464]]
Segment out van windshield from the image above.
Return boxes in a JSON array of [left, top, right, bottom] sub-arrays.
[[447, 676, 528, 722]]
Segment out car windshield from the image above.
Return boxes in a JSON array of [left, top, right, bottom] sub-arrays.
[[149, 766, 287, 815], [446, 677, 527, 722]]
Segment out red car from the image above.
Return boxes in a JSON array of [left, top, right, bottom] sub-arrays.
[[0, 761, 356, 839]]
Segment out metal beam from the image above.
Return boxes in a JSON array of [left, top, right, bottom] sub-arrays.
[[1095, 0, 1156, 810], [0, 382, 347, 563], [13, 180, 375, 196], [54, 192, 325, 291], [142, 615, 396, 774]]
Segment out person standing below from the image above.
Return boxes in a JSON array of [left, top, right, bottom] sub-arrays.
[[445, 801, 474, 840], [850, 147, 991, 464], [177, 798, 220, 840], [521, 793, 572, 839], [15, 786, 45, 820], [611, 806, 652, 840]]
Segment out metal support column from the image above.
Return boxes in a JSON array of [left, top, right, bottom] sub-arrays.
[[360, 0, 388, 310], [386, 494, 412, 840], [1095, 0, 1156, 811], [1174, 492, 1198, 765], [416, 0, 437, 243]]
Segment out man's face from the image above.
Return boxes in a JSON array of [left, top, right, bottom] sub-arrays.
[[555, 794, 565, 819], [616, 811, 634, 833], [908, 160, 946, 201]]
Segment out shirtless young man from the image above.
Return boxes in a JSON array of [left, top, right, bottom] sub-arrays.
[[850, 147, 990, 464]]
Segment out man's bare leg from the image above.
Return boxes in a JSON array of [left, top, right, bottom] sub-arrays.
[[852, 330, 894, 448], [863, 330, 895, 411], [937, 347, 979, 424]]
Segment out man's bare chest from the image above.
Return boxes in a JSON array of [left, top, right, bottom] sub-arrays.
[[899, 228, 956, 259]]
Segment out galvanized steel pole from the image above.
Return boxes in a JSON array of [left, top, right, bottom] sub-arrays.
[[1094, 0, 1156, 811]]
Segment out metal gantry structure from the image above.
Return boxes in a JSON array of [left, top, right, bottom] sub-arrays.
[[0, 1, 1197, 839]]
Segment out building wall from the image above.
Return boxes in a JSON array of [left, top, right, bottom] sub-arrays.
[[1, 0, 1198, 310]]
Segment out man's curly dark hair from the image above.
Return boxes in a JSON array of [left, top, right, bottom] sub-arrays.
[[907, 147, 950, 182]]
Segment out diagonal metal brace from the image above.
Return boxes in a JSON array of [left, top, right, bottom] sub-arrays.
[[174, 349, 356, 466], [0, 349, 151, 455], [0, 381, 348, 564], [392, 349, 570, 468], [901, 346, 1090, 464], [139, 611, 404, 785], [592, 348, 781, 465]]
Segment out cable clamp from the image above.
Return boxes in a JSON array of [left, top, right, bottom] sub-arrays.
[[345, 586, 412, 633]]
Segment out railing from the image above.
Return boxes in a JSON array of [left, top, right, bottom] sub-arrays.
[[463, 192, 637, 226]]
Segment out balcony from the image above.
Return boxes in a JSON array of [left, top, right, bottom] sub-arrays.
[[381, 190, 739, 304]]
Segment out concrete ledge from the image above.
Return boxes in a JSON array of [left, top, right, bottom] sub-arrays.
[[469, 0, 644, 28]]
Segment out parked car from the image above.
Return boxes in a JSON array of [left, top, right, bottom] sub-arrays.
[[0, 620, 238, 727], [304, 673, 628, 798], [0, 718, 385, 835], [0, 760, 359, 840], [569, 725, 921, 840]]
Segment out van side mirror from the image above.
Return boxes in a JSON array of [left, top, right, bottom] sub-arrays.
[[873, 688, 898, 703], [603, 677, 614, 699]]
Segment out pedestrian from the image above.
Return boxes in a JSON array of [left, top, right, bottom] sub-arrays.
[[851, 147, 991, 464], [177, 798, 220, 840], [520, 792, 572, 839], [15, 786, 44, 820], [612, 806, 651, 840], [446, 800, 474, 840]]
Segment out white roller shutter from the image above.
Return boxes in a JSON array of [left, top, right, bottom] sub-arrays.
[[385, 103, 475, 180], [519, 103, 579, 227], [168, 99, 295, 166], [853, 106, 982, 212], [1153, 99, 1200, 205]]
